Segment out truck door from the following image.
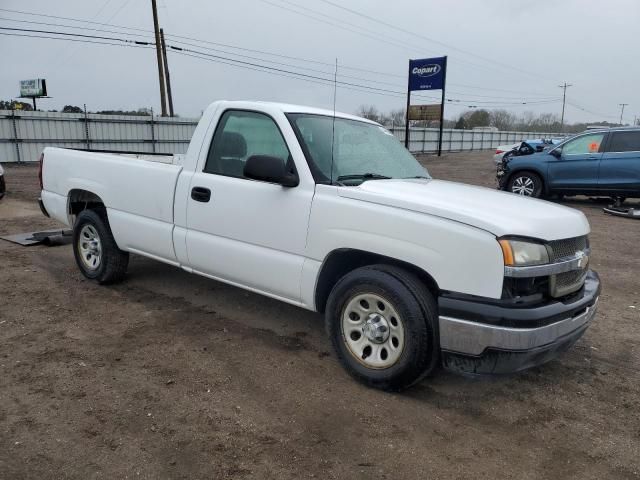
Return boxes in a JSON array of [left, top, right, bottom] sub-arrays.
[[547, 132, 605, 194], [598, 130, 640, 195], [184, 109, 314, 303]]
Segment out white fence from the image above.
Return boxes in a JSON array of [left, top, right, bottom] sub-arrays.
[[0, 110, 198, 163], [388, 127, 565, 153], [0, 110, 563, 162]]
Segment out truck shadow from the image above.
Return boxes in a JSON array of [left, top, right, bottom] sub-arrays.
[[121, 254, 327, 346]]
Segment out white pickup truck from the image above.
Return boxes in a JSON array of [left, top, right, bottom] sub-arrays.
[[39, 101, 600, 390]]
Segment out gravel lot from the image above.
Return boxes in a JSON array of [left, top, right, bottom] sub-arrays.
[[1, 152, 639, 479]]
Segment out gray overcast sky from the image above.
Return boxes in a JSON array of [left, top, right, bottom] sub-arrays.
[[1, 0, 638, 124]]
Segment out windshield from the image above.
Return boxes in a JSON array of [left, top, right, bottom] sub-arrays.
[[287, 113, 430, 184]]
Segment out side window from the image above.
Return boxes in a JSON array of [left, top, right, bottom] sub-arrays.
[[607, 131, 640, 153], [562, 133, 605, 155], [204, 110, 290, 178]]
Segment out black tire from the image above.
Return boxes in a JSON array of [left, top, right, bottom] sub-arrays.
[[325, 264, 439, 391], [73, 208, 129, 284], [507, 170, 543, 198]]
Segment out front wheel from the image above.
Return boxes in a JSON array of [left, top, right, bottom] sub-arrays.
[[507, 171, 543, 198], [73, 209, 129, 284], [325, 265, 439, 391]]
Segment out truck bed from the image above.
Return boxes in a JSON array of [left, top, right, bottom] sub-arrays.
[[41, 147, 183, 262], [65, 148, 182, 165]]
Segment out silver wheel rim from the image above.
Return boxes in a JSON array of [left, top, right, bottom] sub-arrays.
[[341, 293, 405, 369], [78, 224, 102, 271], [511, 176, 535, 196]]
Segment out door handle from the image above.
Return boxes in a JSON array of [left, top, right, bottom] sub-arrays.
[[191, 186, 211, 202]]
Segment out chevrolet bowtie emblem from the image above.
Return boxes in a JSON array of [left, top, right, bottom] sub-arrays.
[[577, 251, 589, 269]]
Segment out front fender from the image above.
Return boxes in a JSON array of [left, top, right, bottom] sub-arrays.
[[306, 192, 505, 300]]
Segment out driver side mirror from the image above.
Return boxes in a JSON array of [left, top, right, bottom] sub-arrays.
[[244, 155, 299, 187], [550, 148, 562, 159]]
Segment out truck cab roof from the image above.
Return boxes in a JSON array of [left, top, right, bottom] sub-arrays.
[[206, 100, 380, 125]]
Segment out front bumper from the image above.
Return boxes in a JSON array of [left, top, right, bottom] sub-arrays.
[[496, 165, 508, 190], [438, 270, 600, 375]]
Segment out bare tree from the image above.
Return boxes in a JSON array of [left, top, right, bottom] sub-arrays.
[[490, 110, 516, 131], [357, 105, 382, 123], [354, 105, 588, 133], [388, 109, 406, 127]]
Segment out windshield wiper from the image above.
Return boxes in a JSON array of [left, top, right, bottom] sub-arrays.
[[335, 173, 391, 184], [404, 175, 430, 179]]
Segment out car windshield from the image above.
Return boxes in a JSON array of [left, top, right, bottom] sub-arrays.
[[287, 113, 430, 184]]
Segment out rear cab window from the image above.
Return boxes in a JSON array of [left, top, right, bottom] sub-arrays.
[[204, 110, 291, 179]]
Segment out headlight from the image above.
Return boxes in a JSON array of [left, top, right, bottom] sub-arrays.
[[499, 239, 549, 266]]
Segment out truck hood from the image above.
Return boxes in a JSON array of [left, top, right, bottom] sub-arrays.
[[337, 179, 590, 240]]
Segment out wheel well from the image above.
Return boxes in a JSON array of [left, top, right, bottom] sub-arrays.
[[68, 189, 105, 220], [314, 249, 439, 313]]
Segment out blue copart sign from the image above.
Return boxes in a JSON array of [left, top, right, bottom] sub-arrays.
[[408, 57, 446, 91]]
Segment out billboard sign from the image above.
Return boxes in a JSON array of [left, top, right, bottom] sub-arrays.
[[408, 104, 441, 121], [408, 57, 446, 91], [19, 79, 47, 97]]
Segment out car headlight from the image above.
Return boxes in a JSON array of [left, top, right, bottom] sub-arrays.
[[499, 239, 549, 266]]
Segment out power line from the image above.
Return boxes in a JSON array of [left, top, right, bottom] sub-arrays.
[[1, 15, 552, 102], [0, 25, 151, 44], [0, 26, 567, 110], [260, 0, 528, 79], [260, 0, 444, 58], [105, 0, 133, 24], [314, 0, 555, 82], [0, 25, 522, 104], [169, 44, 415, 97], [565, 98, 618, 120], [0, 31, 153, 49], [0, 6, 561, 100], [55, 0, 120, 68], [0, 16, 151, 39], [0, 7, 151, 33]]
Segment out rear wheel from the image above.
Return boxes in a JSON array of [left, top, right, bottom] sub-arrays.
[[325, 265, 439, 391], [73, 209, 129, 284], [508, 171, 543, 198]]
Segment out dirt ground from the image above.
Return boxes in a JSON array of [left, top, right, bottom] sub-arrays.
[[1, 153, 639, 479]]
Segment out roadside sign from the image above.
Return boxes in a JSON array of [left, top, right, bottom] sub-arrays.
[[19, 79, 47, 97], [408, 57, 446, 92], [408, 104, 442, 121], [405, 56, 448, 155]]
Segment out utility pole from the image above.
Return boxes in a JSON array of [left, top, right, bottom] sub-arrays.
[[618, 103, 628, 125], [558, 82, 572, 131], [160, 28, 174, 117], [151, 0, 167, 117]]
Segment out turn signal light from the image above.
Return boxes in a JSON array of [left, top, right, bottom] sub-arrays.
[[499, 239, 515, 266]]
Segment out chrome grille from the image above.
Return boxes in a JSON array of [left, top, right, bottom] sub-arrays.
[[548, 236, 588, 261], [548, 235, 589, 298]]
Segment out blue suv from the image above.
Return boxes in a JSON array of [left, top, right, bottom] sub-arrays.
[[497, 128, 640, 201]]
